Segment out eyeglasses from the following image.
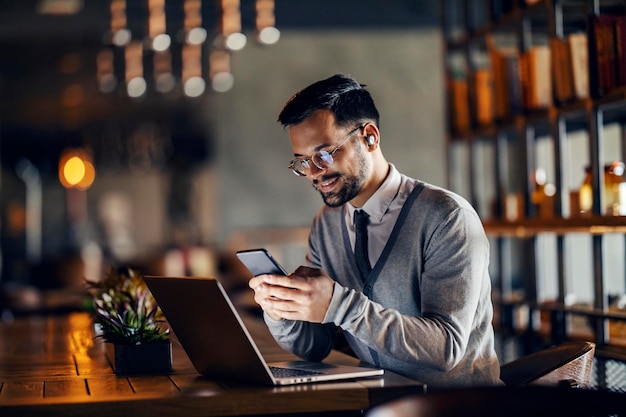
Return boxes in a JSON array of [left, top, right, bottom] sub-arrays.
[[288, 124, 364, 177]]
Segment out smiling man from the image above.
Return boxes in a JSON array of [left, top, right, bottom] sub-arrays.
[[248, 74, 502, 387]]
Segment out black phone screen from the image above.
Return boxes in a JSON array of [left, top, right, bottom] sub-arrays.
[[236, 248, 288, 277]]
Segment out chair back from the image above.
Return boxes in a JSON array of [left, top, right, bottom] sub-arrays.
[[499, 341, 595, 387], [365, 386, 626, 417]]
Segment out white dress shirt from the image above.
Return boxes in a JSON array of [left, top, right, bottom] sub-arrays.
[[346, 163, 419, 266]]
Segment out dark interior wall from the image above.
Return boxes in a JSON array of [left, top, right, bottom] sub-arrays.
[[0, 0, 443, 282]]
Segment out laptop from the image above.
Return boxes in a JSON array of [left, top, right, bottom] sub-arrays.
[[143, 275, 384, 386]]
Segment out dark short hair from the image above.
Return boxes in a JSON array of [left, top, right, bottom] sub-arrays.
[[277, 74, 380, 129]]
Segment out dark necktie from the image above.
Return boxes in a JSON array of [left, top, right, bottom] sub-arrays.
[[354, 210, 372, 281]]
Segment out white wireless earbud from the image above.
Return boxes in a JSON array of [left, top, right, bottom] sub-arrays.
[[367, 135, 375, 145]]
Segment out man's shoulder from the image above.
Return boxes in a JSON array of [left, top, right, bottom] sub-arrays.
[[416, 181, 474, 211], [402, 181, 481, 230]]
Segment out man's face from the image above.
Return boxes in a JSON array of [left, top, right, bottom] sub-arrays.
[[288, 110, 370, 208]]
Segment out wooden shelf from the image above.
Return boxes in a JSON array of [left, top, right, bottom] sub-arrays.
[[483, 216, 626, 236]]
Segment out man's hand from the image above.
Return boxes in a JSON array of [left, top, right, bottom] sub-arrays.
[[248, 266, 334, 322]]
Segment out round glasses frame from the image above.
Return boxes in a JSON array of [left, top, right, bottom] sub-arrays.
[[287, 124, 364, 177]]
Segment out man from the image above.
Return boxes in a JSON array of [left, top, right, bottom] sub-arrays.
[[248, 74, 501, 387]]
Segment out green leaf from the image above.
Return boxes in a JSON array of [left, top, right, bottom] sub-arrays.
[[86, 266, 169, 345]]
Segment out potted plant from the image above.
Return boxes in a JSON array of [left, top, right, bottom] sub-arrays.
[[86, 266, 172, 375]]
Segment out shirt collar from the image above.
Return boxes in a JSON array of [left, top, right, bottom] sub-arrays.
[[348, 163, 401, 225]]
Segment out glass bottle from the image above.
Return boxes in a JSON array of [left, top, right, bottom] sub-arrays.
[[579, 162, 626, 216], [579, 166, 592, 216], [605, 161, 625, 216]]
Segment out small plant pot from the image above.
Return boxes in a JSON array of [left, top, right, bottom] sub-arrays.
[[106, 341, 172, 375]]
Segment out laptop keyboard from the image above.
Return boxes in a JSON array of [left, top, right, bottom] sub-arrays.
[[269, 366, 325, 378]]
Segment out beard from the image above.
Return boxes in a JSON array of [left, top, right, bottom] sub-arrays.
[[313, 150, 369, 208]]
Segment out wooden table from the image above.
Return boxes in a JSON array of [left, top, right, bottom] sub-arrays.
[[0, 312, 424, 417]]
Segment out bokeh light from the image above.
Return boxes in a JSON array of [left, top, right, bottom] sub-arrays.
[[59, 149, 96, 190]]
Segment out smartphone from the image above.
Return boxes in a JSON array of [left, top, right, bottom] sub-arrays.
[[236, 248, 288, 277]]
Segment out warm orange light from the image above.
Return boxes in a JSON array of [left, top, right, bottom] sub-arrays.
[[77, 160, 96, 190], [64, 156, 85, 186], [220, 0, 241, 36], [59, 149, 96, 190]]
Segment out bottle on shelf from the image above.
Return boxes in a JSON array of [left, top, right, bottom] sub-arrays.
[[579, 167, 592, 217], [578, 161, 626, 217], [605, 161, 625, 216], [531, 168, 556, 218]]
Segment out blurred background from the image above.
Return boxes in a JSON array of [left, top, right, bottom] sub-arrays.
[[0, 0, 443, 315]]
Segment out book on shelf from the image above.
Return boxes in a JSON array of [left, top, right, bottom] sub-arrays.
[[449, 77, 470, 132], [520, 45, 552, 109], [614, 15, 626, 87], [603, 15, 617, 92], [488, 40, 522, 120], [489, 46, 507, 120], [531, 45, 552, 108], [551, 37, 574, 103], [590, 16, 604, 95], [472, 68, 495, 126], [568, 32, 589, 99], [590, 14, 626, 95]]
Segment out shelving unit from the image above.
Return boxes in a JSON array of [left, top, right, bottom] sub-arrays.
[[441, 0, 626, 391]]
